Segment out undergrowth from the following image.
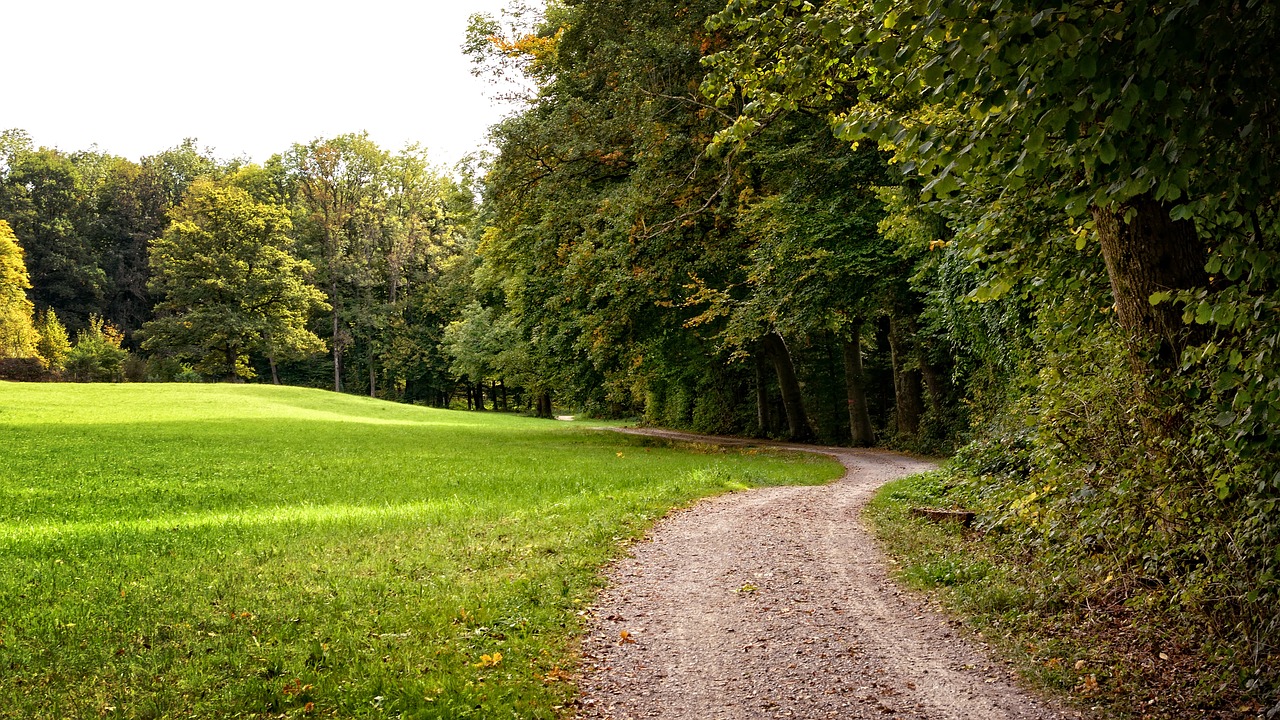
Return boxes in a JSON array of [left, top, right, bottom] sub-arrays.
[[868, 470, 1275, 720]]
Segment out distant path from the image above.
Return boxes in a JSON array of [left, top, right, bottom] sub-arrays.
[[576, 428, 1075, 720]]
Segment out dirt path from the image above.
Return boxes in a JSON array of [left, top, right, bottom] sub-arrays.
[[576, 428, 1078, 720]]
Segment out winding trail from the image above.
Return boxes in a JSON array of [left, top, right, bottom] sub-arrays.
[[577, 428, 1077, 720]]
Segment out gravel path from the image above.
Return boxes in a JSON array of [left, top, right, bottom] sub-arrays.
[[576, 428, 1078, 720]]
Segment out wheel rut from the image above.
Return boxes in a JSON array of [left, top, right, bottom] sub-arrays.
[[576, 428, 1078, 720]]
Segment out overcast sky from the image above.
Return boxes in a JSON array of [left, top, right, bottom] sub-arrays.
[[3, 0, 528, 167]]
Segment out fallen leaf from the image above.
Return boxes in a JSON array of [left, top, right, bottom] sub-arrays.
[[544, 667, 573, 683]]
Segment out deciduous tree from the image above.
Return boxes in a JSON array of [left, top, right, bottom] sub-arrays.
[[141, 176, 328, 381], [0, 220, 39, 358]]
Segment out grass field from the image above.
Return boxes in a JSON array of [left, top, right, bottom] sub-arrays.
[[0, 383, 841, 719]]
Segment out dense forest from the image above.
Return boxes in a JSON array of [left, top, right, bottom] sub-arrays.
[[1, 0, 1277, 710]]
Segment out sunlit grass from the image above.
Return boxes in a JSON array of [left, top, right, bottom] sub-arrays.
[[0, 382, 840, 719]]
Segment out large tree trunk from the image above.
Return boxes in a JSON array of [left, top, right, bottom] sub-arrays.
[[762, 331, 814, 443], [841, 325, 876, 447], [1094, 196, 1208, 435], [888, 316, 923, 437], [1094, 196, 1208, 368], [269, 356, 281, 385], [536, 391, 553, 418], [919, 353, 946, 416]]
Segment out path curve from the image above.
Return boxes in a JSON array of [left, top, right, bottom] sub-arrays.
[[576, 428, 1077, 720]]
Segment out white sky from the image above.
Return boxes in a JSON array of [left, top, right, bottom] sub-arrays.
[[2, 0, 528, 167]]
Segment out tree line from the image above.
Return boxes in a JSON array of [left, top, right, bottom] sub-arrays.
[[0, 131, 522, 408]]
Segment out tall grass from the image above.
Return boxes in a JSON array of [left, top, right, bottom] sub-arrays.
[[0, 383, 840, 719]]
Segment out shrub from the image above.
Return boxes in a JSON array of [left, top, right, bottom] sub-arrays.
[[65, 315, 129, 383], [0, 357, 48, 381]]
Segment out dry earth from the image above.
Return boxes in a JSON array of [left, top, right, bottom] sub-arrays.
[[576, 428, 1083, 720]]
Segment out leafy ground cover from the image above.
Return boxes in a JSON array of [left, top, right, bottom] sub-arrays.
[[867, 472, 1267, 720], [0, 383, 840, 719]]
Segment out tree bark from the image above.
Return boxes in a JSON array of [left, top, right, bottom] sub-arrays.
[[331, 287, 343, 392], [1094, 196, 1208, 435], [888, 316, 922, 437], [536, 391, 553, 418], [1093, 196, 1208, 369], [841, 325, 876, 447], [762, 331, 814, 443], [269, 356, 280, 385], [224, 343, 238, 383], [919, 354, 945, 416]]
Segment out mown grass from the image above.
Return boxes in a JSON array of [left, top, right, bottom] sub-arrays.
[[0, 383, 841, 719]]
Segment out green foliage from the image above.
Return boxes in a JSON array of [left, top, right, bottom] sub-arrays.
[[141, 176, 328, 381], [34, 308, 71, 373], [443, 300, 521, 384], [65, 314, 128, 382], [0, 383, 840, 717]]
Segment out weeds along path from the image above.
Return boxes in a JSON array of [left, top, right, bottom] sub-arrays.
[[577, 428, 1075, 720]]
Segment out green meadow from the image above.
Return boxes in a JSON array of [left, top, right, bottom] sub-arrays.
[[0, 383, 840, 719]]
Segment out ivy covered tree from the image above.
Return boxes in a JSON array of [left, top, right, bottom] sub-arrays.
[[141, 174, 328, 381]]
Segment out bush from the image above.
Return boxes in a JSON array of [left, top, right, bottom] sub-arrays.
[[0, 357, 49, 381], [175, 366, 203, 383], [65, 315, 129, 383]]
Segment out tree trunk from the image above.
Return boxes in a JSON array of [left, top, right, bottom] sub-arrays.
[[754, 352, 770, 437], [888, 316, 922, 437], [331, 286, 343, 393], [1094, 196, 1208, 368], [269, 356, 280, 385], [224, 343, 238, 383], [761, 331, 813, 442], [841, 326, 876, 447], [536, 391, 553, 418], [1094, 196, 1208, 435], [920, 354, 945, 416], [368, 347, 376, 398], [475, 382, 486, 411], [500, 380, 508, 411]]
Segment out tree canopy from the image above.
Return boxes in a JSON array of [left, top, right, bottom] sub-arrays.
[[141, 176, 328, 380]]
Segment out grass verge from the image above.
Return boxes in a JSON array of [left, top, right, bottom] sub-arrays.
[[0, 382, 841, 719], [866, 471, 1265, 720]]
